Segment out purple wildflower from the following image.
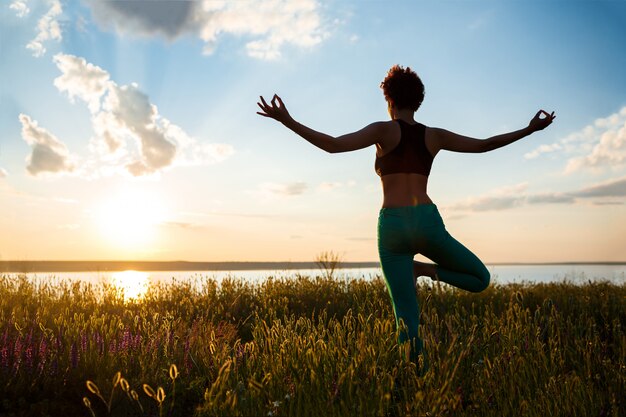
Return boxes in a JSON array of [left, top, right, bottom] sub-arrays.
[[25, 346, 33, 369], [70, 342, 79, 369]]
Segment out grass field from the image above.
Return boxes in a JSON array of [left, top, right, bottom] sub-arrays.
[[0, 273, 624, 416]]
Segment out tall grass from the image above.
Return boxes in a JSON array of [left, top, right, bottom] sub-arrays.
[[0, 273, 624, 416]]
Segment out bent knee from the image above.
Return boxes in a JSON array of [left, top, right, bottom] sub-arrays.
[[474, 267, 490, 292]]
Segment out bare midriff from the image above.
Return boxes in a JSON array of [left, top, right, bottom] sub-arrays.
[[380, 173, 432, 207]]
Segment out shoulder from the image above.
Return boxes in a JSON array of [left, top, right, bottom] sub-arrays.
[[423, 126, 444, 157], [371, 120, 401, 152], [367, 120, 399, 132]]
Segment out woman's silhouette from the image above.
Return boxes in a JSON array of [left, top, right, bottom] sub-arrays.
[[257, 65, 555, 369]]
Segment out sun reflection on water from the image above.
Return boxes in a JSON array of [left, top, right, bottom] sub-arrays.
[[111, 270, 150, 300]]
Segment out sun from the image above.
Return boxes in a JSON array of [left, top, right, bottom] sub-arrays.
[[95, 187, 167, 249], [111, 270, 151, 300]]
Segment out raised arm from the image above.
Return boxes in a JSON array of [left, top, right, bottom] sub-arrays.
[[257, 94, 388, 153], [431, 110, 556, 153]]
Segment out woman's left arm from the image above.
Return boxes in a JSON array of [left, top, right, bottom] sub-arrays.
[[257, 94, 385, 153], [431, 110, 556, 154]]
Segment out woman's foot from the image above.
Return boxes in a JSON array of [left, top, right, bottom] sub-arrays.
[[412, 261, 437, 288]]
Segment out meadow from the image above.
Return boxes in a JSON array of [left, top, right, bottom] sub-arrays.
[[0, 273, 624, 417]]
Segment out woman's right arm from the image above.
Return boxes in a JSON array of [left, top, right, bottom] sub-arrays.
[[257, 94, 391, 154], [431, 110, 555, 154]]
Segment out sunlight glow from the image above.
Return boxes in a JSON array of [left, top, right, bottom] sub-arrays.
[[95, 188, 167, 248], [111, 270, 151, 300]]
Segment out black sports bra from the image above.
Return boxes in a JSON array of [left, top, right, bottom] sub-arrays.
[[375, 119, 434, 177]]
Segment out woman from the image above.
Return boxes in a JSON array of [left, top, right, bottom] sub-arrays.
[[257, 65, 555, 367]]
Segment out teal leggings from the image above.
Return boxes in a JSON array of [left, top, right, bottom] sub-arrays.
[[377, 204, 490, 363]]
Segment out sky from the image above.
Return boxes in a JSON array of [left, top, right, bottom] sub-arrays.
[[0, 0, 625, 264]]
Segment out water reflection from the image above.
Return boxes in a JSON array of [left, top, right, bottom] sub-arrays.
[[111, 270, 150, 300]]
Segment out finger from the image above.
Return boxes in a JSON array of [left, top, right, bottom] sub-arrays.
[[271, 95, 278, 108], [534, 110, 542, 119], [276, 95, 285, 108], [256, 112, 271, 117], [260, 96, 269, 107], [257, 102, 268, 112]]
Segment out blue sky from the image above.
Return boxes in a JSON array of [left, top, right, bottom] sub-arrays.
[[1, 0, 625, 263]]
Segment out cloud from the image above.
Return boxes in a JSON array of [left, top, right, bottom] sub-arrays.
[[87, 0, 196, 39], [317, 180, 356, 192], [86, 0, 328, 60], [447, 176, 626, 212], [564, 119, 626, 174], [10, 0, 30, 17], [523, 143, 562, 159], [0, 168, 7, 178], [571, 176, 626, 198], [525, 106, 626, 174], [318, 181, 343, 192], [26, 0, 62, 57], [57, 223, 80, 230], [53, 54, 111, 113], [446, 183, 528, 212], [51, 53, 233, 177], [258, 181, 308, 197], [160, 221, 202, 230], [19, 113, 76, 176]]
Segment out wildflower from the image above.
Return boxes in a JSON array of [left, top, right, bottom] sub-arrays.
[[81, 332, 88, 352], [23, 343, 33, 368], [273, 400, 281, 407], [70, 342, 79, 369]]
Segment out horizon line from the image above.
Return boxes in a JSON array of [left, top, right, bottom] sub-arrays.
[[1, 260, 625, 273]]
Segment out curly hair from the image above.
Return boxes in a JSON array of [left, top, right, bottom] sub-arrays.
[[380, 65, 425, 112]]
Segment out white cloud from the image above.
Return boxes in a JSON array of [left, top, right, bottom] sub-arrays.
[[565, 119, 626, 174], [525, 106, 626, 174], [446, 177, 626, 212], [19, 113, 76, 176], [524, 143, 562, 159], [26, 0, 62, 57], [258, 181, 308, 197], [87, 0, 328, 60], [10, 0, 30, 17], [51, 53, 233, 178], [571, 176, 626, 198], [317, 180, 356, 192], [53, 54, 111, 113], [57, 223, 80, 230], [318, 181, 343, 192], [447, 183, 528, 212], [0, 168, 7, 178]]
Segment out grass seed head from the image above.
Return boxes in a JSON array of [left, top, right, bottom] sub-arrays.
[[113, 371, 121, 387], [120, 378, 130, 392], [143, 383, 156, 398], [156, 387, 166, 403], [131, 390, 139, 401], [169, 363, 179, 380], [83, 397, 91, 408], [86, 380, 100, 395]]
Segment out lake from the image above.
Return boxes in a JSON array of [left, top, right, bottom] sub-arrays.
[[5, 263, 625, 294]]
